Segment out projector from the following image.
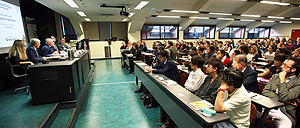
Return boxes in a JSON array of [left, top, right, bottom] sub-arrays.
[[119, 10, 129, 17]]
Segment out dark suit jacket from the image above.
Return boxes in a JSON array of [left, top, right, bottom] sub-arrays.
[[132, 49, 142, 60], [41, 44, 54, 57], [57, 42, 69, 51], [26, 45, 44, 63], [243, 66, 260, 93], [194, 75, 221, 104], [152, 57, 179, 83]]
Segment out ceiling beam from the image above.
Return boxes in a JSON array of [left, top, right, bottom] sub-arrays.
[[216, 2, 259, 31], [179, 0, 214, 31], [128, 18, 146, 33]]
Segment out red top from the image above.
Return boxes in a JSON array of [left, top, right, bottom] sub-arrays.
[[223, 57, 230, 65]]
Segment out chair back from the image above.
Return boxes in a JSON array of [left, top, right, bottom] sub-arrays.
[[5, 57, 27, 78], [250, 103, 257, 127]]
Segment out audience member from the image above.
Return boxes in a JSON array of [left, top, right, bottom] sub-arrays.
[[232, 54, 260, 93], [262, 57, 300, 128], [217, 49, 230, 65], [204, 45, 217, 64], [214, 68, 251, 128], [184, 55, 207, 92], [194, 58, 224, 104]]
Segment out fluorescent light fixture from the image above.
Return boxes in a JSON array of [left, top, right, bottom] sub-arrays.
[[217, 18, 234, 20], [128, 13, 135, 17], [64, 0, 79, 8], [134, 1, 149, 10], [156, 15, 181, 18], [189, 17, 209, 19], [268, 16, 284, 19], [241, 14, 260, 17], [171, 10, 199, 13], [209, 12, 232, 16], [84, 18, 91, 21], [261, 20, 275, 22], [240, 19, 256, 22], [279, 21, 292, 23], [290, 18, 300, 20], [76, 11, 86, 17], [260, 1, 290, 6], [122, 18, 128, 22]]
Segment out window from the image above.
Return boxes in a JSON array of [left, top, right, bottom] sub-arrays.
[[183, 26, 215, 39], [141, 25, 178, 40], [219, 27, 245, 39], [248, 28, 270, 39], [61, 15, 77, 42]]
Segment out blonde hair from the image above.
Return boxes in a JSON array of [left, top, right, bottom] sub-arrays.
[[250, 45, 258, 57], [8, 40, 28, 60]]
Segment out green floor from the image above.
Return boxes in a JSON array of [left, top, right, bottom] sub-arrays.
[[0, 59, 161, 127]]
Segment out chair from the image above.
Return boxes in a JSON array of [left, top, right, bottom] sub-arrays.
[[5, 57, 30, 95], [250, 103, 257, 128]]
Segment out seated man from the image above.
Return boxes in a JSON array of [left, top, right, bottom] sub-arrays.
[[194, 58, 223, 104], [26, 38, 46, 63], [41, 38, 59, 57], [57, 37, 71, 51], [262, 57, 300, 128], [214, 68, 251, 128], [146, 50, 179, 83], [232, 54, 260, 94], [146, 50, 179, 128]]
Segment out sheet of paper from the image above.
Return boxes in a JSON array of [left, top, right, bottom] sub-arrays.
[[158, 77, 164, 80], [177, 93, 184, 97], [136, 63, 147, 65]]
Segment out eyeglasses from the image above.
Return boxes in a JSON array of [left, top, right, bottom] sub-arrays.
[[282, 63, 293, 69], [206, 65, 213, 68]]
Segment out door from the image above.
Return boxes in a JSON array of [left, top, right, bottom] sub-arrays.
[[291, 29, 300, 40]]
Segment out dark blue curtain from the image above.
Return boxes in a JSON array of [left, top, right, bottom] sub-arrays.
[[61, 15, 77, 42]]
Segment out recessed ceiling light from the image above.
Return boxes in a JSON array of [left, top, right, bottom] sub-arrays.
[[64, 0, 79, 8], [76, 11, 86, 17], [261, 20, 275, 22], [170, 10, 199, 13], [217, 18, 234, 20], [279, 21, 292, 23], [241, 14, 260, 17], [267, 16, 284, 19], [209, 12, 232, 16], [84, 18, 91, 21], [240, 19, 256, 22], [157, 15, 181, 18], [189, 17, 209, 19], [260, 1, 290, 6], [290, 18, 300, 20], [134, 1, 149, 10]]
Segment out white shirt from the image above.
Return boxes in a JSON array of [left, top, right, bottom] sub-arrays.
[[223, 85, 251, 128], [264, 52, 275, 56], [184, 68, 207, 92]]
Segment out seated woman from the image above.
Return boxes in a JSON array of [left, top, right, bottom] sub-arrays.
[[131, 42, 142, 60], [216, 49, 230, 65], [214, 68, 251, 128], [264, 45, 275, 59], [258, 54, 286, 78], [140, 41, 148, 52], [292, 47, 300, 58], [194, 58, 224, 104], [249, 45, 259, 62], [184, 55, 207, 93], [8, 40, 34, 75]]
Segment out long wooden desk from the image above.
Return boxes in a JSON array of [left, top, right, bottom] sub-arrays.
[[27, 51, 91, 104], [124, 54, 134, 73], [134, 61, 230, 128]]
